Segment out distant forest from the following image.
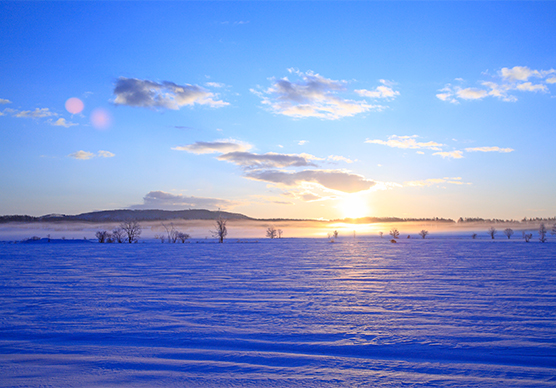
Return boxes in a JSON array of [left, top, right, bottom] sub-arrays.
[[1, 209, 555, 224]]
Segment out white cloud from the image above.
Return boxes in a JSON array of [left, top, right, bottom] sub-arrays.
[[327, 155, 354, 163], [113, 77, 228, 110], [15, 108, 57, 118], [298, 140, 308, 145], [172, 139, 252, 154], [432, 150, 464, 159], [465, 146, 514, 153], [252, 70, 384, 120], [50, 118, 78, 128], [205, 82, 225, 88], [438, 66, 556, 103], [456, 88, 488, 100], [68, 150, 115, 160], [131, 190, 240, 211], [245, 169, 376, 193], [405, 177, 471, 187], [98, 150, 115, 158], [217, 151, 319, 169], [0, 98, 11, 104], [68, 150, 95, 160], [355, 80, 399, 99], [365, 135, 444, 151]]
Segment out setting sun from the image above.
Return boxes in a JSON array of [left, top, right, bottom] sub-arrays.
[[339, 195, 370, 219]]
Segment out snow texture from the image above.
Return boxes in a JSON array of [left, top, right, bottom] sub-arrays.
[[0, 238, 555, 387]]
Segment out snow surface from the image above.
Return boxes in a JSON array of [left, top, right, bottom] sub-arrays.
[[0, 238, 555, 387]]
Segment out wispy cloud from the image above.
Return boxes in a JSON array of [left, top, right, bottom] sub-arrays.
[[14, 108, 57, 118], [113, 77, 228, 110], [327, 155, 354, 163], [245, 169, 376, 193], [68, 150, 95, 160], [0, 98, 11, 104], [130, 190, 240, 211], [365, 135, 444, 151], [49, 118, 78, 128], [172, 139, 252, 154], [68, 150, 115, 160], [465, 146, 514, 153], [432, 150, 464, 159], [405, 177, 471, 187], [355, 80, 399, 99], [438, 66, 555, 103], [252, 69, 385, 120], [217, 152, 319, 169], [98, 150, 115, 158]]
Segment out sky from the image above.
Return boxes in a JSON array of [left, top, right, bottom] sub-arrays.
[[1, 1, 555, 221]]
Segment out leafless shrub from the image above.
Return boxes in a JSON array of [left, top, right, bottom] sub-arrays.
[[389, 228, 400, 239], [522, 231, 533, 242], [419, 230, 429, 239], [121, 220, 141, 243], [504, 228, 514, 239], [539, 223, 547, 243], [212, 216, 227, 243], [266, 226, 277, 239], [488, 227, 497, 239]]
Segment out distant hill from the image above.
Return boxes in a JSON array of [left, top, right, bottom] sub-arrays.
[[0, 209, 253, 223]]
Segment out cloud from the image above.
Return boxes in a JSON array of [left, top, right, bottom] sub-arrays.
[[130, 190, 240, 210], [432, 150, 464, 159], [217, 151, 319, 169], [98, 150, 115, 158], [438, 66, 555, 103], [252, 69, 384, 120], [113, 77, 228, 110], [50, 118, 78, 128], [456, 88, 488, 100], [298, 140, 308, 145], [68, 150, 115, 160], [328, 155, 354, 163], [365, 135, 444, 151], [15, 108, 57, 118], [355, 80, 399, 99], [245, 169, 376, 193], [205, 82, 225, 88], [172, 139, 252, 154], [68, 150, 95, 160], [465, 146, 514, 153], [405, 177, 471, 187], [0, 98, 11, 104]]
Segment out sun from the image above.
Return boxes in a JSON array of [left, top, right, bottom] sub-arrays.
[[339, 195, 370, 219]]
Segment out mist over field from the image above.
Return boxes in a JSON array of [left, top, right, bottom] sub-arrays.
[[0, 219, 549, 241]]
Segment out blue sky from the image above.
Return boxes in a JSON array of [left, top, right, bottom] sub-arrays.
[[1, 1, 555, 220]]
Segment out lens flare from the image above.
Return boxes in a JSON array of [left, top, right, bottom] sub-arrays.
[[90, 108, 111, 130], [65, 97, 84, 114]]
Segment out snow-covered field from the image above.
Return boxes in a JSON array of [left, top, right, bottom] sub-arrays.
[[0, 238, 554, 387]]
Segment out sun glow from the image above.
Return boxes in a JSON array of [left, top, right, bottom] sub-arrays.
[[339, 195, 370, 219]]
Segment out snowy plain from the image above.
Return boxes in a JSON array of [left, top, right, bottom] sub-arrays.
[[0, 238, 555, 387]]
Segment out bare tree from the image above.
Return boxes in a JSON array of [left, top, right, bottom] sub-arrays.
[[277, 229, 283, 238], [266, 226, 277, 239], [121, 220, 142, 243], [539, 223, 547, 243], [488, 227, 497, 240], [112, 227, 124, 243], [95, 230, 110, 243], [522, 231, 533, 242], [154, 234, 165, 243], [389, 228, 400, 239], [503, 228, 514, 239], [552, 223, 556, 236], [471, 233, 477, 239], [212, 216, 227, 243], [333, 230, 339, 239], [419, 230, 429, 239], [379, 231, 383, 238], [177, 232, 190, 243]]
